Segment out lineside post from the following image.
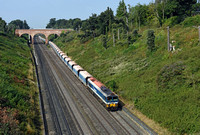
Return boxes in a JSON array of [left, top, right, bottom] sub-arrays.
[[167, 26, 170, 51], [198, 26, 200, 42]]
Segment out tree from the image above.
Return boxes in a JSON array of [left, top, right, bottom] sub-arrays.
[[130, 4, 149, 30], [46, 18, 56, 28], [23, 20, 30, 29], [155, 0, 168, 26], [116, 0, 127, 18], [8, 20, 29, 29], [164, 0, 196, 22], [8, 20, 23, 29], [7, 19, 30, 34], [192, 2, 200, 15], [116, 0, 128, 34], [81, 20, 89, 33], [88, 14, 98, 37], [154, 0, 197, 25], [0, 17, 7, 32], [98, 7, 114, 35], [73, 18, 82, 32], [147, 30, 155, 52], [102, 35, 109, 49]]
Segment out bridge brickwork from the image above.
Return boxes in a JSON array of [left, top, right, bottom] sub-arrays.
[[15, 29, 72, 44]]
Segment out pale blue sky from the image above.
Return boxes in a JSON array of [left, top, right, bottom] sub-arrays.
[[0, 0, 153, 28]]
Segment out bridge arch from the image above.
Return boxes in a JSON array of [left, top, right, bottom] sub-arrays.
[[33, 33, 47, 44], [48, 33, 59, 42], [15, 29, 73, 44], [20, 33, 31, 43]]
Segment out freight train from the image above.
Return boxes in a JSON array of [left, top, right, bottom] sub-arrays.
[[38, 36, 119, 110]]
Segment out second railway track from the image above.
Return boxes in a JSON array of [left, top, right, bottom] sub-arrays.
[[34, 36, 153, 135]]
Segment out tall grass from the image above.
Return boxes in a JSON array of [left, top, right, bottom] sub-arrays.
[[0, 33, 41, 134]]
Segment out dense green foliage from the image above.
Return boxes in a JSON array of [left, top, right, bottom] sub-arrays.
[[155, 0, 198, 26], [147, 30, 155, 52], [181, 15, 200, 27], [8, 19, 30, 29], [0, 33, 41, 134], [0, 18, 30, 35], [46, 18, 81, 30], [116, 0, 127, 18], [46, 0, 199, 33], [53, 13, 200, 134], [0, 18, 7, 33], [7, 19, 30, 35]]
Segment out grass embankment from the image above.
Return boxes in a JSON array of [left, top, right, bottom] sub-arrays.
[[0, 33, 42, 134], [54, 15, 200, 134]]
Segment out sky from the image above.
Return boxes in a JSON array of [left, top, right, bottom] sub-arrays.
[[0, 0, 153, 29]]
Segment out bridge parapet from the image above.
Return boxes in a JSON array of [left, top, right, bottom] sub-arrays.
[[15, 29, 73, 44]]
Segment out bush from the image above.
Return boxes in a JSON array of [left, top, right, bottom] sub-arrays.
[[128, 29, 141, 45], [181, 15, 200, 27], [106, 80, 118, 92], [0, 34, 41, 134], [147, 30, 155, 52], [157, 61, 186, 91], [163, 16, 180, 27], [0, 107, 20, 135], [133, 29, 139, 38], [78, 34, 91, 43], [48, 34, 58, 42], [102, 35, 109, 49]]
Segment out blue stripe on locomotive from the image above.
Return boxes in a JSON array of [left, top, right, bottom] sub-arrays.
[[88, 81, 107, 103]]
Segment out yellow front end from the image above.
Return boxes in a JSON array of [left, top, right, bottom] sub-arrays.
[[106, 103, 118, 110]]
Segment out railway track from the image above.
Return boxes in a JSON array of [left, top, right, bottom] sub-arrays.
[[44, 41, 141, 135], [40, 40, 117, 134], [34, 36, 155, 135], [35, 38, 81, 134]]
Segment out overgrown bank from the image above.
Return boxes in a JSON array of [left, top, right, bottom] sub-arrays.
[[0, 33, 42, 134], [53, 16, 200, 134]]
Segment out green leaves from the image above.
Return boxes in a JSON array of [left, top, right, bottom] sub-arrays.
[[157, 61, 186, 91], [116, 0, 127, 18], [102, 35, 109, 49], [0, 17, 6, 33], [0, 34, 41, 134], [147, 30, 155, 52]]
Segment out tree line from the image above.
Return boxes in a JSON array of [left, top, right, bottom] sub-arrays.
[[46, 0, 200, 37], [0, 18, 30, 34]]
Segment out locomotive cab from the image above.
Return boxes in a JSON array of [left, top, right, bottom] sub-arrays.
[[106, 96, 112, 102], [112, 95, 118, 102]]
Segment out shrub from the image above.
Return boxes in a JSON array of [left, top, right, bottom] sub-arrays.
[[163, 16, 180, 27], [181, 15, 200, 27], [147, 30, 155, 52], [133, 29, 141, 38], [157, 61, 186, 91], [102, 35, 109, 49], [128, 29, 141, 45], [106, 80, 118, 92], [0, 34, 41, 134], [0, 107, 20, 135]]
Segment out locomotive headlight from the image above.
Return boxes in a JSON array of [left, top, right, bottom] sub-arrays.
[[110, 103, 115, 107]]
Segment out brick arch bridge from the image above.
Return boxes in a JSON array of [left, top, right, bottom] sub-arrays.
[[15, 29, 73, 44]]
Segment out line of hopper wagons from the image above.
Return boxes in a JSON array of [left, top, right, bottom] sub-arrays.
[[38, 36, 119, 110]]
